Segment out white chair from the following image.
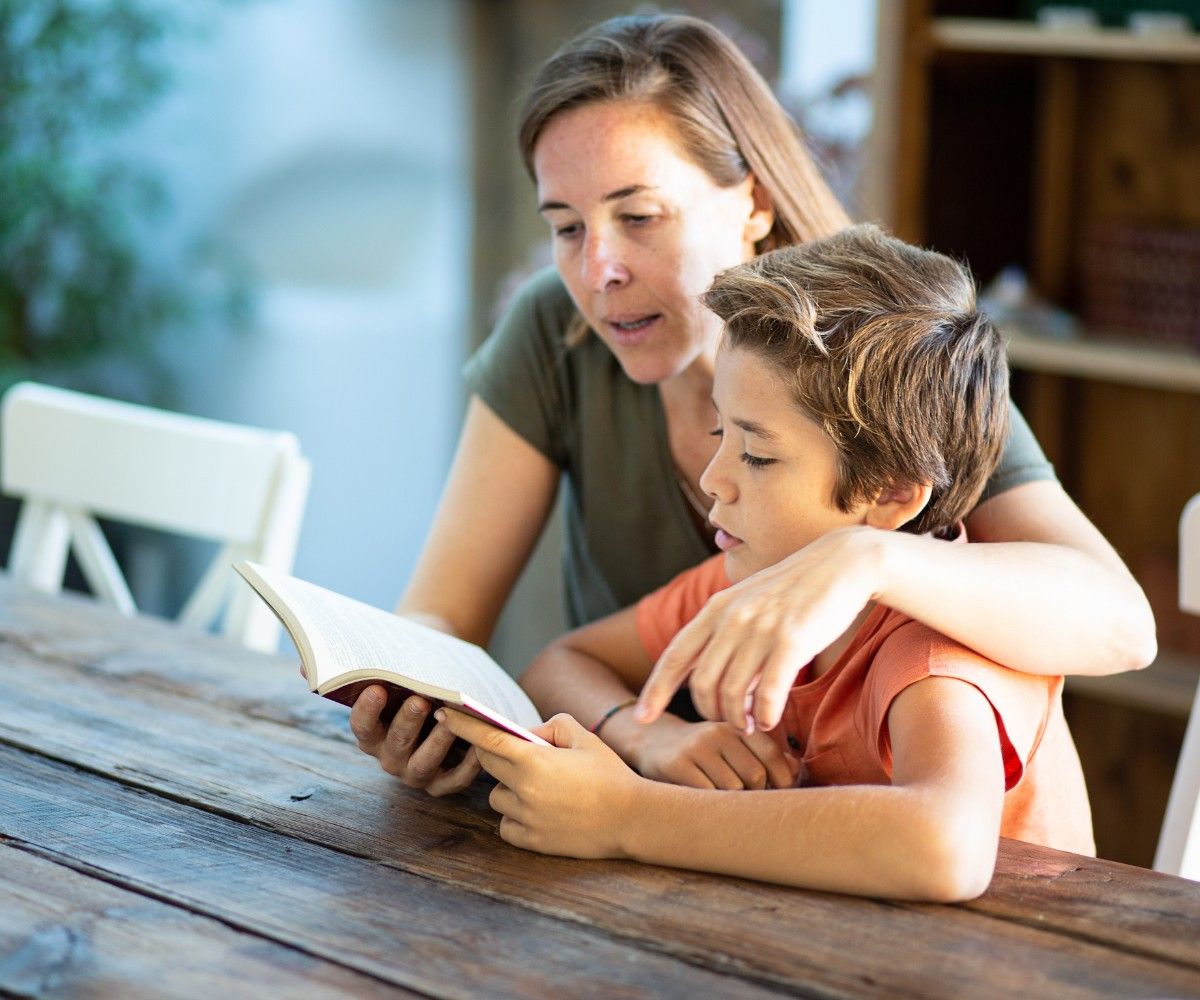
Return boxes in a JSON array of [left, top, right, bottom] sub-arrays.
[[1155, 493, 1200, 880], [1, 381, 311, 653]]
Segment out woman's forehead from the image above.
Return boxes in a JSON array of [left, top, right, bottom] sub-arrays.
[[532, 100, 704, 195]]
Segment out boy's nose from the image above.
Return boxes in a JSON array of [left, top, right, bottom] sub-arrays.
[[699, 453, 735, 504]]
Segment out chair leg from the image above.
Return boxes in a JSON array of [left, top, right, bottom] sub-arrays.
[[8, 501, 70, 592], [1155, 683, 1200, 880]]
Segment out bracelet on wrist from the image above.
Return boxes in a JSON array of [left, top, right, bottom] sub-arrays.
[[589, 697, 638, 736]]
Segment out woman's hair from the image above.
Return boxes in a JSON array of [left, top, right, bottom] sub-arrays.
[[703, 225, 1010, 537], [519, 13, 851, 252]]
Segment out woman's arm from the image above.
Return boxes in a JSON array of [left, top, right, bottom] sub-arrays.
[[348, 395, 559, 794], [440, 674, 1004, 901], [638, 480, 1156, 732]]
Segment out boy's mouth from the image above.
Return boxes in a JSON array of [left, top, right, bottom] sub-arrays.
[[713, 527, 742, 551]]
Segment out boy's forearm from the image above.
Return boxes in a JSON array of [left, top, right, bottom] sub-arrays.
[[522, 646, 645, 761], [616, 779, 997, 902]]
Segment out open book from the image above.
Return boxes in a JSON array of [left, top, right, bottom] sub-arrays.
[[234, 561, 549, 746]]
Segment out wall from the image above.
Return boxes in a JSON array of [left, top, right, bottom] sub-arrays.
[[123, 0, 470, 620]]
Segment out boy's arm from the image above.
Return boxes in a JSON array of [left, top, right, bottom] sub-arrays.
[[521, 608, 796, 790], [442, 675, 1004, 902]]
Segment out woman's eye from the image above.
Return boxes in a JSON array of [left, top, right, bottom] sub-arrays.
[[623, 214, 653, 226], [554, 223, 581, 239], [740, 453, 776, 469], [708, 426, 723, 438]]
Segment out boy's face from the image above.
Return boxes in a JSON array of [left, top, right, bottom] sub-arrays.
[[701, 345, 868, 582]]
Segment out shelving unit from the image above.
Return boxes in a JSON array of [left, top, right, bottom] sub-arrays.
[[876, 0, 1200, 867], [1005, 328, 1200, 393], [931, 17, 1200, 61]]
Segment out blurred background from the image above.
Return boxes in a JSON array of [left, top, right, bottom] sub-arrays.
[[3, 0, 1198, 868]]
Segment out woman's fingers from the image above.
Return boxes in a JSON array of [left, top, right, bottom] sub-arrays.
[[348, 684, 393, 751], [635, 609, 715, 722]]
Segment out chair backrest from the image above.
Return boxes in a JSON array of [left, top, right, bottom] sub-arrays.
[[1, 381, 311, 652], [1155, 493, 1200, 879]]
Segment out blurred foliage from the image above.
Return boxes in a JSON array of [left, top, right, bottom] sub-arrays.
[[0, 0, 248, 400]]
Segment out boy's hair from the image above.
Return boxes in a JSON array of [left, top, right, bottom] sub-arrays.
[[702, 224, 1009, 537]]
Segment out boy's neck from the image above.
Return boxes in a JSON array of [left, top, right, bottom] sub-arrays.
[[811, 602, 877, 678]]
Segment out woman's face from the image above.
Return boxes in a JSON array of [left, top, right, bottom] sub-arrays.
[[533, 101, 772, 385]]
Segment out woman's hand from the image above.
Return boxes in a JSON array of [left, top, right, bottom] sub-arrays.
[[439, 710, 645, 859], [621, 713, 799, 789], [350, 686, 481, 797], [638, 526, 883, 733]]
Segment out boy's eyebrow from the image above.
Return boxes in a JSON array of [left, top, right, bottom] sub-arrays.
[[537, 185, 655, 213], [731, 417, 779, 441]]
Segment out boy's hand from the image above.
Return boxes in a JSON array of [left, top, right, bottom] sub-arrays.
[[349, 686, 481, 797], [624, 714, 798, 789], [636, 527, 884, 732], [437, 709, 643, 860]]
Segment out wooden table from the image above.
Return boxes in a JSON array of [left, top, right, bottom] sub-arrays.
[[1, 580, 1198, 999]]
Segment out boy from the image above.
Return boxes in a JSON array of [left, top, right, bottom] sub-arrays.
[[439, 225, 1093, 901]]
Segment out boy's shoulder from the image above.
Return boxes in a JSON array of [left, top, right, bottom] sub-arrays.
[[635, 554, 729, 663], [860, 608, 1059, 783]]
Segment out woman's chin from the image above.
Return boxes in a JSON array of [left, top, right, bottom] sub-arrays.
[[611, 349, 696, 386]]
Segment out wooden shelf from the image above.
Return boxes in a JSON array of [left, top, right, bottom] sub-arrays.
[[930, 17, 1200, 62], [1067, 648, 1199, 718], [1005, 327, 1200, 393]]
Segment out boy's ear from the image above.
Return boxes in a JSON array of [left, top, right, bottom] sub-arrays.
[[864, 481, 933, 532], [742, 173, 775, 245]]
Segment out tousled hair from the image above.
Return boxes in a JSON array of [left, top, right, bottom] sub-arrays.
[[703, 225, 1010, 536]]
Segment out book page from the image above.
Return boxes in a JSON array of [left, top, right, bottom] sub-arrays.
[[238, 563, 542, 730]]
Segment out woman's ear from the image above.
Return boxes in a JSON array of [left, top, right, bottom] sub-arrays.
[[742, 173, 775, 246], [864, 481, 933, 532]]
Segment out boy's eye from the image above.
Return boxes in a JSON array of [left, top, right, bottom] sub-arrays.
[[709, 426, 723, 437], [740, 453, 776, 469], [623, 214, 652, 225]]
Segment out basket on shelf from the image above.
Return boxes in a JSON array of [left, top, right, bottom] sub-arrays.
[[1080, 221, 1200, 350]]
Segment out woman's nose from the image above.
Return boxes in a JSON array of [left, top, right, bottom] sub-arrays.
[[582, 231, 629, 292]]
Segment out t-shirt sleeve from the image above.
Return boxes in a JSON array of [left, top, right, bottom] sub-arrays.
[[635, 554, 730, 661], [462, 267, 575, 467], [860, 620, 1058, 791], [979, 400, 1059, 502]]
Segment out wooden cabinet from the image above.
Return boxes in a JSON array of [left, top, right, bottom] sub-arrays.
[[875, 0, 1200, 865]]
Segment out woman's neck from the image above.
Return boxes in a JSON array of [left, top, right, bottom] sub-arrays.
[[657, 352, 720, 520]]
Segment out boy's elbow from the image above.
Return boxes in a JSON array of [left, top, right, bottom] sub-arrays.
[[909, 819, 996, 903]]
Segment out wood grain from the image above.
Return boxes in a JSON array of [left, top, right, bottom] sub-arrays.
[[1, 583, 1199, 999], [1, 748, 777, 1000], [0, 846, 411, 1000]]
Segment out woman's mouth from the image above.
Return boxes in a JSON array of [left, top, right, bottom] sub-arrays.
[[714, 527, 742, 552], [606, 314, 661, 345]]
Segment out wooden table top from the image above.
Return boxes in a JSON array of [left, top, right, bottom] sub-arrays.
[[1, 579, 1198, 1000]]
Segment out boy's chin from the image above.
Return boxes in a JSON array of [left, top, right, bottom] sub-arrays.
[[723, 548, 766, 583]]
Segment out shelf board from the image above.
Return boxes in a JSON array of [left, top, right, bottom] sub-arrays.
[[930, 17, 1200, 62], [1067, 648, 1199, 718], [1005, 327, 1200, 393]]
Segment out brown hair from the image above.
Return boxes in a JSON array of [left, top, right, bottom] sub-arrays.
[[703, 225, 1010, 536], [518, 13, 852, 344]]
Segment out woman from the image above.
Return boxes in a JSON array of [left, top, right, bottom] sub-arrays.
[[350, 14, 1155, 795]]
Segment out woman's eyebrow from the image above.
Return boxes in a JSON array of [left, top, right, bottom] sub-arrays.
[[538, 185, 657, 213]]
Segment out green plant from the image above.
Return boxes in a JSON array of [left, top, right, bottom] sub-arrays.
[[0, 0, 243, 400]]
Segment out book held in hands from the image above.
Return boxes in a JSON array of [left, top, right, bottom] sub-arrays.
[[234, 561, 549, 746]]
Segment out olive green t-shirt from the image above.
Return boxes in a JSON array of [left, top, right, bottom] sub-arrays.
[[464, 267, 1056, 628]]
